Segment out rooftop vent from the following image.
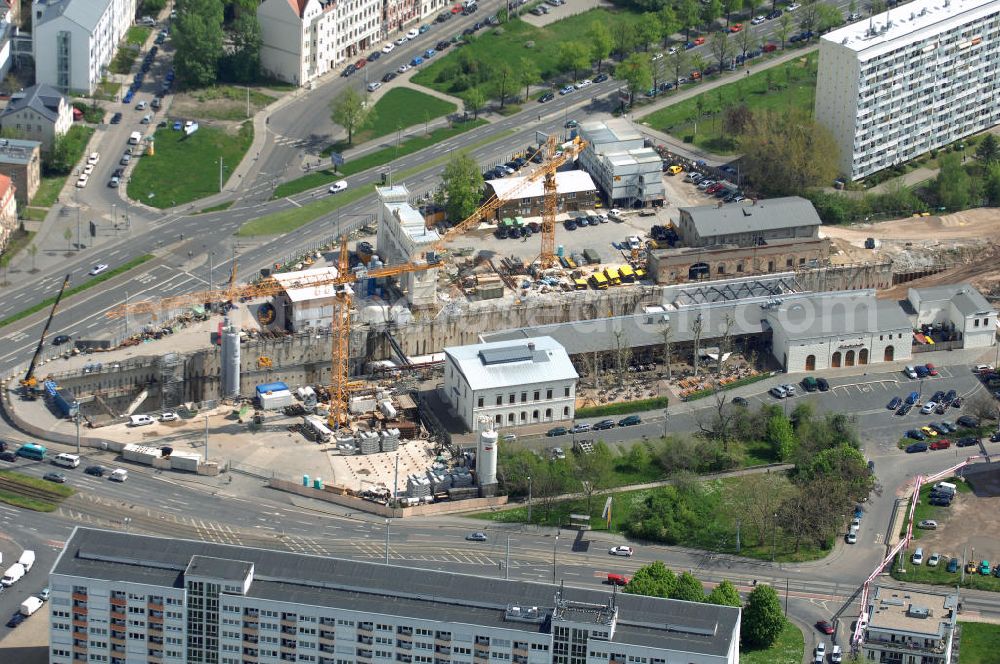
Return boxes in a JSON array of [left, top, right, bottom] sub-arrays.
[[907, 605, 930, 619]]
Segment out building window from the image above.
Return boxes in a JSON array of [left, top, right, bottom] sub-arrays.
[[975, 319, 980, 327], [546, 389, 553, 400], [508, 393, 515, 404], [520, 412, 526, 422], [495, 415, 501, 425], [545, 408, 552, 419], [563, 406, 569, 417], [477, 397, 484, 407], [786, 258, 794, 267], [533, 391, 540, 400], [507, 413, 514, 424], [496, 396, 502, 406], [532, 409, 539, 421], [521, 392, 527, 403]]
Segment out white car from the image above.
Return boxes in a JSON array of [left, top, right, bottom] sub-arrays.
[[83, 163, 95, 175], [86, 152, 100, 165], [904, 365, 918, 379], [770, 386, 788, 399], [751, 15, 765, 24], [815, 643, 825, 658], [847, 12, 861, 20], [395, 36, 408, 45], [920, 401, 937, 414], [88, 263, 109, 276], [575, 79, 592, 89], [974, 364, 994, 373], [650, 53, 664, 61], [159, 412, 179, 422], [787, 2, 801, 10], [927, 552, 940, 567], [329, 180, 348, 194], [406, 28, 419, 39], [781, 383, 797, 395], [184, 120, 194, 130], [830, 645, 843, 663], [845, 532, 857, 544], [397, 63, 411, 74], [667, 46, 677, 55], [609, 546, 633, 557], [136, 100, 147, 110], [75, 174, 89, 188], [382, 42, 396, 53]]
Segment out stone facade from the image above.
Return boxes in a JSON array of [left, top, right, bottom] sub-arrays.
[[649, 238, 831, 284]]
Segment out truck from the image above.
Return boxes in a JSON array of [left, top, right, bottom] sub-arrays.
[[110, 468, 128, 482], [20, 596, 43, 617], [17, 549, 35, 573], [2, 562, 26, 586]]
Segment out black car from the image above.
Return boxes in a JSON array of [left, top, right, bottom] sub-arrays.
[[991, 431, 1000, 442], [956, 437, 979, 447], [732, 396, 749, 407], [906, 442, 928, 453], [0, 441, 5, 452], [766, 9, 782, 18], [888, 396, 903, 410], [113, 168, 125, 179], [341, 64, 357, 77], [931, 391, 946, 403], [594, 73, 609, 83], [52, 334, 72, 346], [958, 415, 980, 428], [618, 415, 642, 427], [382, 72, 397, 83], [816, 377, 830, 391], [436, 40, 450, 50], [906, 429, 926, 440], [944, 389, 957, 404], [110, 112, 123, 124], [0, 451, 15, 462], [593, 419, 615, 430], [6, 613, 25, 628], [896, 403, 912, 416], [546, 426, 569, 437], [84, 465, 107, 477], [564, 220, 577, 230], [538, 92, 555, 103], [367, 51, 381, 62], [929, 495, 952, 506]]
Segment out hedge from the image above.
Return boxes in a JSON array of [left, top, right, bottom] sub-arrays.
[[575, 396, 669, 419], [682, 372, 772, 402]]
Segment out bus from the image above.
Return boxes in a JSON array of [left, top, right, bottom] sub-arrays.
[[16, 443, 47, 460]]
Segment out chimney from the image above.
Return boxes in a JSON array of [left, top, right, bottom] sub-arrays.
[[527, 342, 536, 351]]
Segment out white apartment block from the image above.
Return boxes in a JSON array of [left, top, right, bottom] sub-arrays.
[[815, 0, 1000, 181], [860, 586, 958, 664], [375, 184, 440, 308], [32, 0, 138, 94], [51, 528, 741, 664], [444, 336, 579, 432], [577, 119, 665, 208], [258, 0, 382, 86]]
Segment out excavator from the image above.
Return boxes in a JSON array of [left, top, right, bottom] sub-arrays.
[[20, 274, 71, 399]]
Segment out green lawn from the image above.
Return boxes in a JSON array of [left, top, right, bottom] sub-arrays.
[[240, 185, 374, 236], [0, 228, 35, 267], [639, 51, 819, 155], [740, 620, 803, 664], [129, 122, 253, 208], [199, 201, 234, 214], [271, 118, 488, 200], [412, 8, 643, 99], [110, 46, 139, 75], [472, 475, 827, 563], [0, 469, 75, 511], [31, 177, 64, 209], [126, 25, 152, 46], [959, 623, 1000, 663], [329, 88, 457, 151]]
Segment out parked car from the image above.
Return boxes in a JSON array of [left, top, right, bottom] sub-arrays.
[[917, 520, 938, 529], [921, 401, 938, 414], [888, 397, 903, 410], [88, 263, 109, 276], [618, 415, 642, 427], [466, 531, 488, 541], [43, 472, 67, 483], [52, 334, 72, 346], [546, 427, 568, 437], [896, 403, 912, 416], [593, 419, 615, 430], [925, 362, 938, 376], [559, 85, 574, 95], [609, 546, 634, 557], [929, 439, 951, 450], [84, 465, 107, 477], [905, 442, 928, 453], [956, 436, 979, 447], [770, 386, 788, 399], [906, 391, 920, 405], [947, 557, 959, 573], [957, 415, 980, 428], [816, 377, 830, 391], [538, 92, 555, 103]]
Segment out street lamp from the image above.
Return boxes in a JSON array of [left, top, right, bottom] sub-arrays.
[[771, 512, 778, 561], [385, 518, 391, 565], [527, 475, 532, 523], [552, 533, 559, 584]]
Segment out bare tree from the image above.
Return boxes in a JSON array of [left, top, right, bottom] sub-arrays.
[[660, 321, 674, 381], [730, 473, 790, 546], [691, 313, 704, 376], [968, 392, 999, 422], [613, 329, 632, 387], [717, 314, 735, 375]]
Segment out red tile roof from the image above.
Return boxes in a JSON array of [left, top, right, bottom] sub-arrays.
[[287, 0, 310, 16]]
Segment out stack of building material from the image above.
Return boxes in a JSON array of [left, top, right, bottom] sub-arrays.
[[407, 474, 432, 498], [358, 431, 380, 455], [379, 400, 397, 419], [450, 468, 474, 488], [349, 396, 377, 414], [379, 429, 399, 452], [427, 470, 452, 493]]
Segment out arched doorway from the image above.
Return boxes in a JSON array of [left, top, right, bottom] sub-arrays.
[[884, 345, 894, 362], [859, 348, 869, 365], [845, 350, 855, 367], [805, 354, 816, 371], [688, 263, 710, 280], [831, 352, 841, 368]]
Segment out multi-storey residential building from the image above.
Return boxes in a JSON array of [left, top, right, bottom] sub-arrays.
[[32, 0, 138, 94], [0, 172, 17, 253], [444, 336, 579, 432], [815, 0, 1000, 180], [51, 527, 742, 664], [577, 119, 665, 208], [860, 586, 958, 664], [258, 0, 383, 86]]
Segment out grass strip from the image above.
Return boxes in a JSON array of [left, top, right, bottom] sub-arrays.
[[198, 201, 234, 214], [0, 254, 154, 328], [740, 620, 804, 664], [272, 119, 488, 199], [957, 622, 1000, 663], [0, 490, 58, 512], [0, 470, 75, 497], [239, 187, 372, 236], [575, 396, 668, 419]]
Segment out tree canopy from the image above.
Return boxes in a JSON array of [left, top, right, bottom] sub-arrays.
[[173, 0, 225, 87], [738, 108, 840, 195], [442, 152, 485, 222], [742, 584, 785, 648], [329, 88, 375, 145]]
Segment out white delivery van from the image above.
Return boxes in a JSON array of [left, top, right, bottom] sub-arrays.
[[110, 468, 128, 482], [17, 549, 35, 573], [129, 414, 155, 427], [128, 131, 142, 145], [20, 596, 43, 616], [52, 453, 80, 468], [1, 562, 25, 586]]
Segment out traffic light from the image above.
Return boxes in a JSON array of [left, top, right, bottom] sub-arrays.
[[89, 220, 96, 237]]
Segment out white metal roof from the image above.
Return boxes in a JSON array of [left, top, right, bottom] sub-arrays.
[[272, 265, 341, 303], [486, 170, 596, 200], [445, 336, 578, 391]]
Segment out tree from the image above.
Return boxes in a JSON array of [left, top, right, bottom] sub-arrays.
[[173, 0, 225, 88], [657, 6, 681, 46], [935, 152, 970, 210], [671, 49, 690, 88], [575, 442, 614, 513], [766, 412, 797, 461], [707, 580, 742, 607], [637, 13, 663, 50], [797, 0, 820, 36], [742, 584, 784, 648], [220, 5, 262, 83], [815, 3, 843, 32], [491, 63, 515, 107], [660, 321, 673, 380], [967, 392, 999, 422], [588, 21, 613, 72], [463, 88, 485, 120], [330, 88, 374, 144], [691, 313, 703, 375], [776, 13, 792, 49], [557, 42, 590, 82], [986, 162, 1000, 206], [624, 561, 676, 597], [45, 132, 74, 176], [612, 22, 637, 60], [729, 472, 790, 546], [738, 23, 755, 58], [709, 31, 734, 72], [619, 53, 653, 107], [738, 108, 840, 195], [677, 0, 701, 41], [701, 0, 723, 29], [724, 104, 754, 137], [671, 572, 705, 602], [441, 152, 484, 221], [517, 58, 541, 102], [976, 134, 1000, 165], [723, 0, 740, 25]]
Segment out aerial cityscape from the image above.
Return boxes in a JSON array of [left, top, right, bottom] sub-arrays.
[[0, 0, 997, 662]]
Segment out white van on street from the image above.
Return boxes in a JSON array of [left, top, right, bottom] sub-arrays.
[[52, 453, 80, 468]]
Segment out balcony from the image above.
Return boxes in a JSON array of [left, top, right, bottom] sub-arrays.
[[72, 607, 88, 617], [243, 625, 260, 636], [244, 635, 259, 645], [71, 592, 88, 602], [148, 602, 164, 612], [110, 610, 125, 620], [281, 618, 297, 628], [72, 618, 88, 629], [72, 644, 87, 655], [110, 597, 126, 607], [863, 636, 945, 655], [319, 631, 335, 642]]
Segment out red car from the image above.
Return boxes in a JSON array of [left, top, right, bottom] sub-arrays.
[[729, 23, 743, 32], [607, 573, 630, 586], [815, 620, 835, 635], [763, 43, 777, 52], [694, 37, 706, 45], [930, 439, 951, 450], [706, 183, 725, 194], [451, 4, 462, 12], [925, 363, 938, 376], [690, 70, 702, 80], [355, 58, 367, 69]]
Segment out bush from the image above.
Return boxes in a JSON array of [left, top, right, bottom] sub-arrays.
[[575, 396, 668, 419]]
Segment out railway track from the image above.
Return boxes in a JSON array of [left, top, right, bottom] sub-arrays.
[[0, 473, 74, 504]]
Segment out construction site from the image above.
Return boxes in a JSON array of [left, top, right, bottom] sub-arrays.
[[3, 121, 998, 512]]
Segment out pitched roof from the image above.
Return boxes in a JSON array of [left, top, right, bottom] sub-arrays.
[[34, 0, 114, 33], [762, 291, 912, 341], [0, 84, 68, 123], [286, 0, 309, 16], [445, 336, 578, 391], [682, 196, 821, 239], [486, 170, 596, 200], [0, 173, 14, 199], [908, 285, 994, 317]]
